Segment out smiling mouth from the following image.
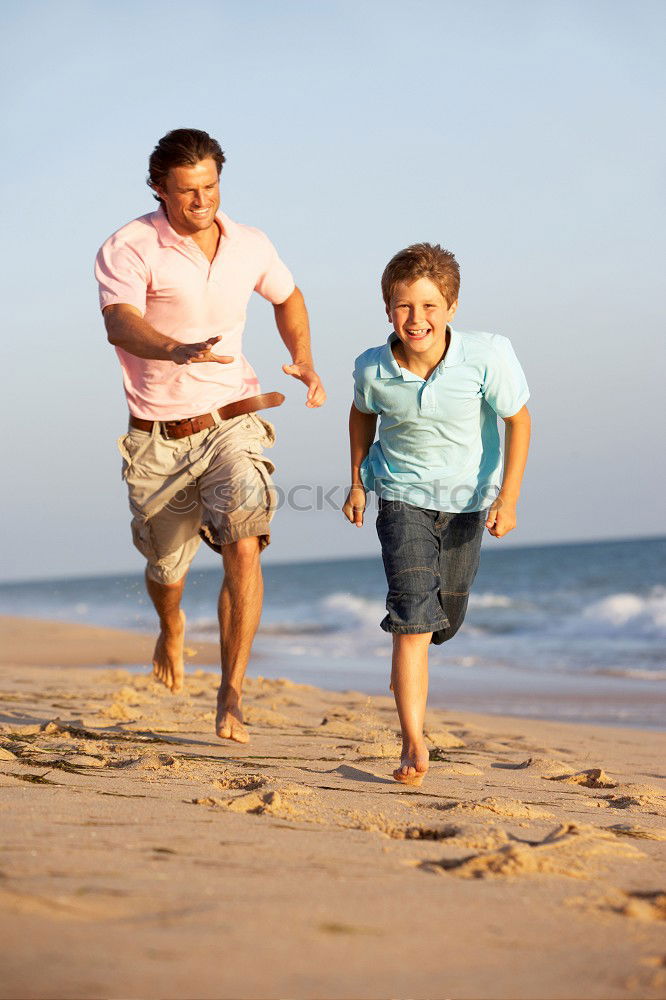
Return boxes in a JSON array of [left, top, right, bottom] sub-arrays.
[[405, 328, 431, 340]]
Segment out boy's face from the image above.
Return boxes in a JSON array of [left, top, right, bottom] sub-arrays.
[[387, 277, 457, 356]]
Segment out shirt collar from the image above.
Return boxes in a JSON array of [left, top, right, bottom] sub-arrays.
[[150, 205, 238, 247], [377, 327, 466, 380]]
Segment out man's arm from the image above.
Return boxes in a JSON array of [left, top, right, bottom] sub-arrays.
[[486, 403, 531, 538], [342, 403, 378, 527], [103, 304, 234, 365], [274, 287, 326, 407]]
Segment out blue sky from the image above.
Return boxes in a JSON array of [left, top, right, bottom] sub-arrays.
[[1, 0, 664, 580]]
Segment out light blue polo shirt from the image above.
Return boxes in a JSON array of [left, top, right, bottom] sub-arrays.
[[353, 328, 530, 512]]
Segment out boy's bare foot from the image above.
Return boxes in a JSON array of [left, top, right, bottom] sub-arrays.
[[216, 688, 250, 744], [152, 609, 186, 693], [393, 738, 429, 786]]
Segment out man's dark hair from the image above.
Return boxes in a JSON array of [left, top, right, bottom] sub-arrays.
[[148, 128, 226, 205]]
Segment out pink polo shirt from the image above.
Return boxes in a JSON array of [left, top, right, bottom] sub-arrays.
[[95, 206, 295, 419]]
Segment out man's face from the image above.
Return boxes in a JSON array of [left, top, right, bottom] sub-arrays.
[[156, 157, 221, 235], [388, 277, 457, 356]]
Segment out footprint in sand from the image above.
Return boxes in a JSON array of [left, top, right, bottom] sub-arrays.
[[113, 752, 181, 771], [546, 767, 617, 789], [600, 786, 666, 816], [220, 785, 314, 817], [65, 753, 108, 768], [491, 756, 574, 776], [604, 823, 666, 841], [213, 771, 266, 791], [610, 889, 666, 922], [420, 821, 645, 879], [342, 809, 460, 841], [433, 796, 554, 820]]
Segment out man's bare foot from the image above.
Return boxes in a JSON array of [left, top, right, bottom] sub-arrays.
[[393, 738, 429, 786], [152, 609, 185, 693], [216, 688, 250, 744]]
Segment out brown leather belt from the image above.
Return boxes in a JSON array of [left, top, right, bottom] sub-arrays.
[[129, 392, 285, 440]]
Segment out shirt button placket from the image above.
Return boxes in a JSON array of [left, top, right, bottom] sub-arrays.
[[420, 383, 437, 415]]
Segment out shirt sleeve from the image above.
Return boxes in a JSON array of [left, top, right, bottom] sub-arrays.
[[95, 237, 149, 315], [482, 335, 530, 418], [353, 364, 379, 414], [253, 231, 295, 305]]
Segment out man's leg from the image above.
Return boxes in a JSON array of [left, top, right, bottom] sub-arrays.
[[391, 632, 431, 784], [216, 535, 263, 744], [145, 569, 188, 693]]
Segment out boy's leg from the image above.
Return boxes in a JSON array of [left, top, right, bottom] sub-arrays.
[[391, 632, 432, 783], [433, 510, 486, 645], [376, 500, 445, 785]]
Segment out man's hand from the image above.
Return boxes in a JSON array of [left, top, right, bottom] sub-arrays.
[[282, 362, 326, 407], [485, 496, 517, 538], [170, 336, 235, 366], [342, 484, 367, 527]]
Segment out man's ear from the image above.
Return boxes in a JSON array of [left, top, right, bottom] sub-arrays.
[[448, 299, 459, 320], [385, 304, 392, 324]]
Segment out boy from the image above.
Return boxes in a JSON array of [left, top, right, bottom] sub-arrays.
[[342, 244, 531, 785]]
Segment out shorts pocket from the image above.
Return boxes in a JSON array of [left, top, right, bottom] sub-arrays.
[[250, 413, 276, 448], [247, 452, 277, 516], [130, 517, 158, 562], [117, 429, 153, 481]]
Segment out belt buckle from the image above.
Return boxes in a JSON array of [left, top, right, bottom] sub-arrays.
[[162, 416, 192, 439]]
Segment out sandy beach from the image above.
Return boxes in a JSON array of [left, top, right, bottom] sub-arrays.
[[1, 614, 665, 999]]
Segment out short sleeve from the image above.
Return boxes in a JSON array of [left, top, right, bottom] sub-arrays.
[[353, 365, 379, 414], [95, 238, 148, 315], [482, 336, 530, 418], [253, 231, 295, 305]]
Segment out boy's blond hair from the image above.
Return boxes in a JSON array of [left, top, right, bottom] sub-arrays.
[[381, 243, 460, 309]]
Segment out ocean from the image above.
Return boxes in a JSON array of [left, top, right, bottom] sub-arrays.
[[1, 536, 665, 730]]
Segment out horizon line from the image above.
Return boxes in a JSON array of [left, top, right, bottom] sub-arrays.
[[1, 531, 664, 588]]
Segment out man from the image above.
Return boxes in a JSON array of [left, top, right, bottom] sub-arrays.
[[95, 128, 325, 744]]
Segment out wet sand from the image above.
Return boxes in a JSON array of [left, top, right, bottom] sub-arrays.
[[1, 615, 665, 999]]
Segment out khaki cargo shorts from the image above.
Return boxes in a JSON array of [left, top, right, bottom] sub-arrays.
[[117, 412, 277, 585]]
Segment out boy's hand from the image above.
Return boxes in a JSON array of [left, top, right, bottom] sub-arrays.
[[342, 484, 367, 527], [485, 496, 517, 537]]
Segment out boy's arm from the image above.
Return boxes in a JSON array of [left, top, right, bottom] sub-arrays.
[[486, 404, 531, 538], [342, 403, 378, 527]]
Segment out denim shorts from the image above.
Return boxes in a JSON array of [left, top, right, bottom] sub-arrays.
[[376, 498, 486, 645]]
